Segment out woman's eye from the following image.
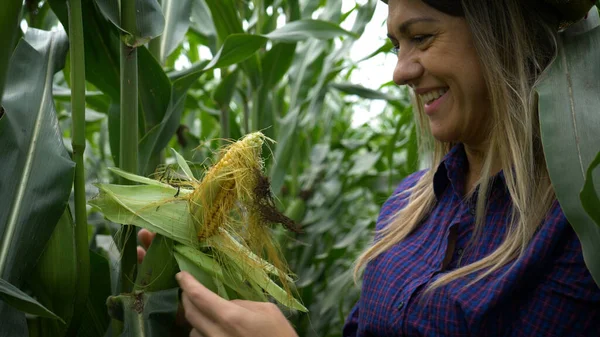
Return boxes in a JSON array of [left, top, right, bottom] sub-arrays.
[[411, 34, 433, 44], [389, 45, 400, 54]]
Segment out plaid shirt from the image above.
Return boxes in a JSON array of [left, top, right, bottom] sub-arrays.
[[343, 143, 600, 336]]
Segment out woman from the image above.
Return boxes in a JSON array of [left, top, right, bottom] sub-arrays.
[[141, 0, 600, 335]]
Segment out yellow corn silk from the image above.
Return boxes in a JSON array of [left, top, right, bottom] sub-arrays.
[[89, 132, 307, 312]]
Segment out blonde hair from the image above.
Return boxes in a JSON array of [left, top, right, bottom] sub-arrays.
[[354, 0, 560, 291]]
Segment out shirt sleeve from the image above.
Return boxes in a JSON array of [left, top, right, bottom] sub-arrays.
[[506, 222, 600, 336], [342, 302, 360, 337]]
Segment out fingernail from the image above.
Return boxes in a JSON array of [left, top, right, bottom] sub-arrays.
[[176, 272, 182, 282]]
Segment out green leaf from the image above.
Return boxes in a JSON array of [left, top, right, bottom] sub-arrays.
[[581, 150, 600, 226], [171, 148, 196, 181], [190, 0, 217, 53], [28, 208, 77, 334], [134, 235, 178, 292], [0, 0, 23, 100], [75, 251, 112, 337], [208, 233, 307, 311], [137, 46, 186, 175], [204, 0, 244, 43], [0, 28, 74, 332], [270, 108, 300, 194], [49, 0, 121, 100], [152, 0, 193, 63], [107, 167, 173, 188], [203, 34, 268, 71], [330, 82, 398, 101], [174, 245, 221, 294], [89, 183, 197, 247], [535, 9, 600, 286], [265, 19, 359, 43], [0, 278, 63, 322], [213, 69, 240, 108], [262, 42, 297, 90], [94, 0, 166, 46]]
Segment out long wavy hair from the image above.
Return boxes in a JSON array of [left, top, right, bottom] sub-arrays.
[[354, 0, 560, 291]]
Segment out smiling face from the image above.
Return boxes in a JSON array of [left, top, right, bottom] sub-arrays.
[[387, 0, 490, 145]]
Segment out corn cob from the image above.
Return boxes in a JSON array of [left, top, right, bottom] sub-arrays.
[[189, 132, 265, 238]]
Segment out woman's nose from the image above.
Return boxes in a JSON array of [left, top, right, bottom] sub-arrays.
[[393, 51, 424, 86]]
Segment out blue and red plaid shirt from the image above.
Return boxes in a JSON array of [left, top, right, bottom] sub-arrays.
[[343, 143, 600, 336]]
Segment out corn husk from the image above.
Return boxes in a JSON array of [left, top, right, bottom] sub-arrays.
[[89, 132, 306, 312]]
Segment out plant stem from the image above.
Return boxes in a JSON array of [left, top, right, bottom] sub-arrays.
[[220, 107, 230, 146], [0, 0, 23, 102], [119, 0, 139, 294], [66, 0, 90, 335]]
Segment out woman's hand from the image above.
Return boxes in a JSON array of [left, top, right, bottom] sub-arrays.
[[176, 271, 298, 337]]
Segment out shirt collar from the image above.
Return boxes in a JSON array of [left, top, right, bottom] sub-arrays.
[[432, 143, 507, 201]]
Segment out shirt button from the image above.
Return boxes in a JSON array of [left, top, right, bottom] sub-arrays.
[[397, 301, 404, 310], [457, 248, 464, 256], [469, 207, 476, 216]]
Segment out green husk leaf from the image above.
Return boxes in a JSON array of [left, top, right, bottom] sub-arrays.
[[171, 148, 196, 181], [107, 167, 173, 188], [174, 245, 264, 301], [89, 184, 197, 247], [208, 232, 306, 311]]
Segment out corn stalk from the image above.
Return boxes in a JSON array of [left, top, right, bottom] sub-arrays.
[[65, 0, 90, 334], [119, 0, 140, 297]]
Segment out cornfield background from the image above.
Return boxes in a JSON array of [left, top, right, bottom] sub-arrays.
[[1, 0, 600, 336]]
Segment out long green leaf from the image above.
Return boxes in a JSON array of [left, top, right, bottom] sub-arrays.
[[330, 82, 398, 101], [581, 150, 600, 226], [265, 19, 359, 43], [190, 0, 217, 52], [204, 0, 244, 44], [0, 278, 63, 322], [203, 34, 268, 71], [152, 0, 192, 63], [49, 0, 121, 100], [261, 42, 297, 90], [28, 207, 77, 334], [535, 9, 600, 286], [0, 28, 74, 335]]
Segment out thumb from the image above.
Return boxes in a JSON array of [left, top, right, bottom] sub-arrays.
[[176, 272, 232, 317]]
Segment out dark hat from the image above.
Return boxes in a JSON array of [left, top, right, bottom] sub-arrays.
[[380, 0, 595, 28]]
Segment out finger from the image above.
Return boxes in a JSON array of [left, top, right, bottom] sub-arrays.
[[180, 291, 222, 335], [189, 329, 204, 337], [230, 299, 266, 311], [136, 246, 146, 264], [176, 272, 231, 309], [138, 229, 156, 250]]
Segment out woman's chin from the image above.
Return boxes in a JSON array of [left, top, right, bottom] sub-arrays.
[[429, 125, 459, 143]]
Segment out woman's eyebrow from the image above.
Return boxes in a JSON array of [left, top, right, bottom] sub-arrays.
[[394, 17, 439, 35]]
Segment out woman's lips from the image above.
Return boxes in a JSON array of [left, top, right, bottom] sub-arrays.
[[424, 90, 448, 116]]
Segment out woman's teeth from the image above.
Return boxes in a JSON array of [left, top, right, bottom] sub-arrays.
[[420, 88, 448, 104]]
